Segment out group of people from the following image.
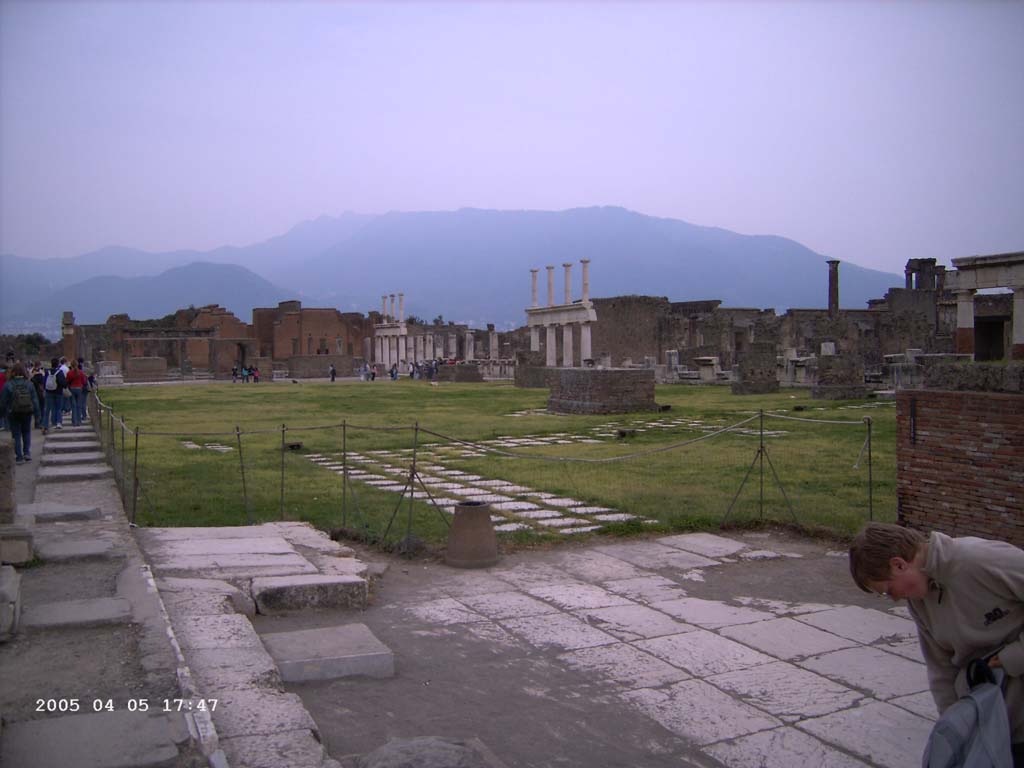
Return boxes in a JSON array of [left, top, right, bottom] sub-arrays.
[[0, 355, 94, 464], [230, 365, 261, 383], [353, 359, 443, 382]]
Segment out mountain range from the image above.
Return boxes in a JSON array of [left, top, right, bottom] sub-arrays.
[[0, 207, 902, 337]]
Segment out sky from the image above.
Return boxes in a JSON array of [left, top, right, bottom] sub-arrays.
[[1, 0, 1022, 275]]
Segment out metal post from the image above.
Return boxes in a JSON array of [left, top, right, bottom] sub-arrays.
[[865, 416, 873, 521], [407, 422, 419, 541], [280, 423, 286, 520], [236, 426, 252, 525], [107, 409, 115, 466], [341, 421, 348, 527], [120, 420, 127, 499], [759, 409, 765, 520], [131, 427, 140, 525]]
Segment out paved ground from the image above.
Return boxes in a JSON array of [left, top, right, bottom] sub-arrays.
[[269, 530, 935, 768]]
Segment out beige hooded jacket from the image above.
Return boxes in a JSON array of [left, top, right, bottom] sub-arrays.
[[909, 532, 1024, 742]]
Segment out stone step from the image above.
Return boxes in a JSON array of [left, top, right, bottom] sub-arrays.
[[40, 451, 107, 466], [37, 465, 114, 483], [261, 623, 394, 682], [36, 538, 122, 562], [48, 424, 94, 435], [0, 525, 34, 565], [0, 710, 190, 768], [17, 502, 103, 523], [43, 440, 103, 454], [22, 597, 132, 629], [0, 564, 22, 640], [251, 574, 368, 614]]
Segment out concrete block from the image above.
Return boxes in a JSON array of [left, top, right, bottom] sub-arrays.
[[37, 538, 120, 562], [22, 597, 131, 629], [0, 524, 34, 564], [0, 710, 189, 768], [261, 623, 394, 681], [19, 501, 103, 523], [37, 464, 115, 483], [40, 451, 107, 466], [0, 564, 22, 640], [251, 574, 367, 614]]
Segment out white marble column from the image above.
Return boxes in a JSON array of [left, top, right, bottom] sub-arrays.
[[398, 293, 405, 323], [580, 258, 590, 301], [426, 334, 435, 359], [389, 294, 396, 323], [545, 325, 557, 367], [399, 335, 407, 364], [563, 263, 572, 304], [414, 335, 423, 362], [955, 289, 976, 357], [562, 323, 574, 367], [580, 322, 592, 363], [381, 296, 388, 322], [489, 330, 499, 360], [375, 337, 383, 363], [447, 334, 457, 358], [465, 331, 475, 361], [530, 327, 540, 352], [530, 269, 539, 307], [546, 266, 555, 307]]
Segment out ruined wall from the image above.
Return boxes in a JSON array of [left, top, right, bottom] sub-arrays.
[[897, 390, 1024, 546], [548, 369, 658, 414], [435, 364, 484, 383], [731, 342, 780, 395], [590, 296, 667, 366], [514, 351, 549, 388], [124, 357, 168, 382], [288, 354, 359, 378]]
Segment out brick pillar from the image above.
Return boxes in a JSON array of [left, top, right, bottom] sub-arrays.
[[562, 323, 574, 367], [545, 325, 557, 367], [955, 290, 976, 357], [1013, 286, 1024, 360], [827, 260, 840, 318]]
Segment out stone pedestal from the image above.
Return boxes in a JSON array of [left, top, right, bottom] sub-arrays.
[[0, 436, 14, 526], [446, 502, 499, 569]]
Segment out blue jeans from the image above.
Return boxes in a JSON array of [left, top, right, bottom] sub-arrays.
[[69, 388, 83, 426], [10, 413, 32, 459], [77, 389, 89, 423], [45, 390, 63, 427]]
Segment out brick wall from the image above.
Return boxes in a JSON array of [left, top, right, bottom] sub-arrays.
[[548, 369, 658, 414], [897, 390, 1024, 545]]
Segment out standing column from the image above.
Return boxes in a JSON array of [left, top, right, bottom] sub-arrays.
[[389, 294, 396, 323], [426, 334, 435, 360], [1012, 286, 1024, 360], [414, 335, 423, 362], [530, 327, 540, 352], [827, 260, 840, 318], [905, 266, 914, 290], [530, 269, 539, 308], [465, 331, 475, 361], [399, 335, 407, 364], [489, 329, 499, 360], [580, 322, 592, 363], [580, 258, 590, 301], [381, 296, 388, 322], [546, 266, 555, 307], [955, 289, 976, 357], [398, 293, 405, 323], [562, 323, 574, 367], [545, 325, 557, 367], [563, 262, 573, 304]]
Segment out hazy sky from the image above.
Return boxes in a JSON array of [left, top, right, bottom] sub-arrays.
[[2, 1, 1021, 274]]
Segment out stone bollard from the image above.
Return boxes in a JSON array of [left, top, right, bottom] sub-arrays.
[[0, 435, 14, 526], [445, 501, 499, 569]]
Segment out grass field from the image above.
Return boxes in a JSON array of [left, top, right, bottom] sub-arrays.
[[93, 379, 897, 549]]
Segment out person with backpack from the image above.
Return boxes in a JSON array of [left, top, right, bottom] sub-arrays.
[[850, 523, 1024, 764], [43, 356, 66, 431], [30, 362, 46, 429], [0, 362, 42, 463], [66, 360, 87, 427]]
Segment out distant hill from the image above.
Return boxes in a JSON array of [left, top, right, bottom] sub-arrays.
[[0, 206, 902, 333], [18, 262, 293, 327]]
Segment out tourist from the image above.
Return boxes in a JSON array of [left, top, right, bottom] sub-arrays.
[[329, 363, 337, 382], [252, 366, 260, 383], [0, 362, 41, 463], [58, 357, 72, 417], [30, 362, 46, 429], [231, 365, 238, 383], [43, 357, 65, 431], [389, 363, 398, 381], [849, 522, 1024, 759], [66, 360, 87, 427]]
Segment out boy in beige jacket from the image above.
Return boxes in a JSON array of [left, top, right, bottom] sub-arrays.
[[850, 522, 1024, 760]]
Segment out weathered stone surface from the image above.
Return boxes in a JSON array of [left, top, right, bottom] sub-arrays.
[[547, 368, 659, 415], [262, 623, 395, 681], [186, 647, 281, 690], [37, 464, 114, 483], [18, 501, 102, 522], [42, 439, 103, 453], [355, 736, 497, 768], [175, 613, 263, 651], [209, 688, 317, 738], [157, 576, 256, 618], [0, 524, 34, 564], [40, 451, 107, 466], [798, 699, 934, 766], [22, 597, 131, 629], [0, 436, 15, 525], [36, 538, 119, 562], [219, 730, 325, 768], [0, 564, 22, 640], [657, 533, 747, 558], [251, 573, 367, 614], [0, 710, 189, 768]]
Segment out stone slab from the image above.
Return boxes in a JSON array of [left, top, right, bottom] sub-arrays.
[[458, 591, 561, 619], [40, 451, 107, 466], [706, 726, 872, 768], [499, 613, 618, 651], [798, 646, 930, 699], [157, 576, 256, 618], [575, 604, 697, 641], [796, 605, 918, 645], [651, 597, 774, 629], [0, 710, 188, 768], [525, 582, 634, 611], [559, 642, 691, 689], [0, 524, 34, 564], [42, 440, 103, 453], [623, 679, 781, 746], [37, 538, 119, 562], [889, 691, 938, 721], [220, 729, 325, 768], [251, 574, 367, 613], [720, 617, 858, 660], [262, 623, 395, 681], [601, 575, 688, 604], [175, 613, 264, 651], [798, 699, 934, 767], [37, 465, 114, 483], [556, 552, 645, 582], [210, 688, 317, 738], [657, 532, 748, 557], [22, 597, 131, 629], [156, 536, 297, 556], [18, 501, 103, 522], [594, 541, 720, 570], [708, 661, 863, 722], [186, 646, 281, 689], [635, 629, 774, 677]]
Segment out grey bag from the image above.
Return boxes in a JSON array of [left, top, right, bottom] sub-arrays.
[[923, 659, 1013, 768]]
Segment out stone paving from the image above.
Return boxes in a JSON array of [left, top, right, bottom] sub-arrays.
[[378, 530, 934, 767]]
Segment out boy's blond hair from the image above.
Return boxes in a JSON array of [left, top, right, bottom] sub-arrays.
[[849, 522, 926, 593]]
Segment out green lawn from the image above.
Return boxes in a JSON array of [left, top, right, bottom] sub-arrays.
[[93, 379, 896, 548]]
